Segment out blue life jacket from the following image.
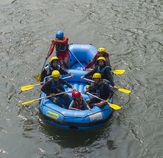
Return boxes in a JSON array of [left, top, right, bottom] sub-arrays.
[[51, 80, 57, 91], [51, 80, 64, 92], [97, 66, 111, 74], [45, 63, 61, 75]]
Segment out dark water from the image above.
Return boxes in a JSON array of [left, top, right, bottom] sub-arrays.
[[0, 0, 163, 157]]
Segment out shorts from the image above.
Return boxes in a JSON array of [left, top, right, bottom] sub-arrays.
[[56, 50, 69, 61]]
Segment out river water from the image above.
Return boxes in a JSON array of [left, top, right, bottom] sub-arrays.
[[0, 0, 163, 158]]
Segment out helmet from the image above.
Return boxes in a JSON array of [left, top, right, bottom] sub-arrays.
[[92, 73, 101, 79], [97, 56, 106, 61], [50, 56, 59, 62], [55, 31, 64, 39], [72, 90, 81, 98], [51, 70, 60, 78], [98, 47, 106, 53]]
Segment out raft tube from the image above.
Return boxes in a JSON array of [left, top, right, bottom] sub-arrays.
[[39, 44, 113, 130]]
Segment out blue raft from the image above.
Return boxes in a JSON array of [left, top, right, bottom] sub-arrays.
[[39, 44, 113, 130]]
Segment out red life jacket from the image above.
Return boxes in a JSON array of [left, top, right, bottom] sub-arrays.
[[55, 37, 69, 52], [73, 97, 84, 109]]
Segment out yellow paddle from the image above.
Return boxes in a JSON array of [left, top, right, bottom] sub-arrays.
[[87, 69, 125, 75], [20, 76, 72, 92], [112, 69, 125, 75], [83, 78, 131, 94], [20, 83, 41, 91], [34, 73, 41, 82], [114, 86, 131, 94], [35, 41, 56, 82], [20, 91, 71, 106], [86, 92, 121, 110]]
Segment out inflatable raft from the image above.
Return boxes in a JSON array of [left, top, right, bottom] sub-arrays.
[[39, 44, 113, 130]]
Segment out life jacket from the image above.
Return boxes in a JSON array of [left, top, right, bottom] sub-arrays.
[[94, 88, 101, 96], [97, 66, 114, 86], [44, 64, 53, 75], [73, 97, 84, 109], [45, 64, 61, 75], [51, 79, 64, 92], [93, 80, 113, 99], [51, 80, 57, 91], [90, 83, 100, 96], [55, 37, 69, 52], [97, 65, 111, 73], [103, 79, 113, 88]]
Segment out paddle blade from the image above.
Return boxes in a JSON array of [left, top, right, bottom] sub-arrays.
[[34, 73, 41, 82], [20, 84, 35, 91], [108, 102, 122, 110], [21, 99, 37, 105], [117, 88, 131, 94], [112, 69, 125, 75]]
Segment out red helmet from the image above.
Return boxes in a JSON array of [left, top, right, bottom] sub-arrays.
[[72, 90, 81, 98]]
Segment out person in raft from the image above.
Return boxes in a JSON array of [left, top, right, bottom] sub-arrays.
[[41, 70, 74, 108], [40, 56, 73, 82], [83, 47, 111, 70], [48, 31, 69, 69], [85, 73, 114, 107], [69, 90, 91, 110], [82, 57, 114, 86]]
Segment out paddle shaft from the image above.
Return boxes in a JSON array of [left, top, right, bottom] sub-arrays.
[[21, 90, 72, 105], [38, 90, 71, 101], [83, 77, 95, 83], [40, 75, 72, 85], [68, 49, 125, 75], [41, 57, 48, 72], [42, 75, 72, 83], [41, 42, 55, 72], [86, 92, 121, 110], [85, 69, 125, 75], [83, 78, 131, 94], [86, 92, 107, 102]]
